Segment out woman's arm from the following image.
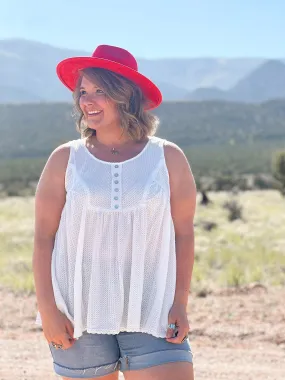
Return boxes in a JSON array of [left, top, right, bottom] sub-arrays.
[[32, 144, 70, 317], [164, 141, 197, 343]]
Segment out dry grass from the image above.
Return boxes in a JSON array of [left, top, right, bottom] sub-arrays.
[[0, 191, 285, 294], [194, 190, 285, 292], [0, 197, 34, 293]]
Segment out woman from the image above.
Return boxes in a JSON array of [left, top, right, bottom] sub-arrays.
[[33, 44, 196, 380]]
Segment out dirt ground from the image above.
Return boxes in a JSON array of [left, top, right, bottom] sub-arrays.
[[1, 285, 285, 380]]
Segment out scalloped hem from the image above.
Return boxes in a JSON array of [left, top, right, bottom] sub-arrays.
[[75, 327, 167, 340], [35, 315, 168, 340]]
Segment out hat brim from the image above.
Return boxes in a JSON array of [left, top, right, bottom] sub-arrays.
[[56, 57, 162, 110]]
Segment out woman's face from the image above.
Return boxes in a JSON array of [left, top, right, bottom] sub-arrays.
[[79, 75, 119, 132]]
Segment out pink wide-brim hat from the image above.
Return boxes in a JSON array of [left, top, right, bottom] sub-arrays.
[[56, 44, 162, 110]]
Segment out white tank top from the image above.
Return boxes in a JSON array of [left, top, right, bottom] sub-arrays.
[[35, 136, 176, 339]]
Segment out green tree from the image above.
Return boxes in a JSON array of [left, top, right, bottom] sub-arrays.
[[272, 151, 285, 195]]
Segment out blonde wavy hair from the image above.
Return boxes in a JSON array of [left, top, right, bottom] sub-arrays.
[[73, 67, 159, 140]]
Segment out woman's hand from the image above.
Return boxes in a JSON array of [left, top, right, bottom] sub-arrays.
[[166, 303, 190, 344], [41, 309, 76, 350]]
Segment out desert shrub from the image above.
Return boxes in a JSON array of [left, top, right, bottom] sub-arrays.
[[200, 191, 212, 206], [200, 220, 217, 231], [213, 175, 236, 191], [213, 175, 249, 191], [3, 180, 35, 197], [253, 174, 276, 190], [223, 199, 243, 221]]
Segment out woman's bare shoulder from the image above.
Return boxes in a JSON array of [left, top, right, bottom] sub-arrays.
[[35, 142, 76, 234], [38, 140, 77, 185], [50, 141, 72, 161], [45, 140, 76, 172], [163, 140, 189, 170]]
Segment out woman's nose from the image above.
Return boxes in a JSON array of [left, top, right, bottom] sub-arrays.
[[81, 93, 97, 105]]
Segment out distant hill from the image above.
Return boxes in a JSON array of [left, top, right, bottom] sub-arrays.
[[0, 39, 86, 103], [1, 99, 285, 160], [156, 82, 188, 100], [230, 60, 285, 102], [186, 60, 285, 103], [186, 87, 228, 101], [0, 85, 42, 102], [1, 100, 285, 182], [0, 38, 267, 103]]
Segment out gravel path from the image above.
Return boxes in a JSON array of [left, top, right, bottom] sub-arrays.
[[1, 286, 284, 380]]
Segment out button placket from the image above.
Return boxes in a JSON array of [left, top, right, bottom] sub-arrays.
[[111, 164, 122, 210]]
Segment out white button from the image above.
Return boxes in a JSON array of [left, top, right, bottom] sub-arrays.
[[115, 165, 119, 168], [114, 173, 119, 177], [114, 188, 119, 192], [114, 180, 119, 184], [114, 205, 119, 209], [114, 196, 118, 200]]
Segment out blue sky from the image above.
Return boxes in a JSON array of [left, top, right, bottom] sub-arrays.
[[1, 0, 284, 59]]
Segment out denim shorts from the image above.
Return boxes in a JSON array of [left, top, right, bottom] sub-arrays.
[[48, 331, 193, 378]]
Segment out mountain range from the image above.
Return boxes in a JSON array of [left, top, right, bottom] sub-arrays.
[[0, 38, 284, 104]]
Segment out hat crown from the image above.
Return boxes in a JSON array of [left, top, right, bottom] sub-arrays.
[[92, 45, 138, 72]]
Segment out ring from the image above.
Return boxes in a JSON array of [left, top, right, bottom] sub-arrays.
[[168, 323, 176, 329], [51, 342, 63, 349]]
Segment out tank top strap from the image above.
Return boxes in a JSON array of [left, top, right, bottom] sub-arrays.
[[150, 136, 166, 147], [148, 136, 167, 159], [70, 138, 84, 151], [68, 138, 84, 162]]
